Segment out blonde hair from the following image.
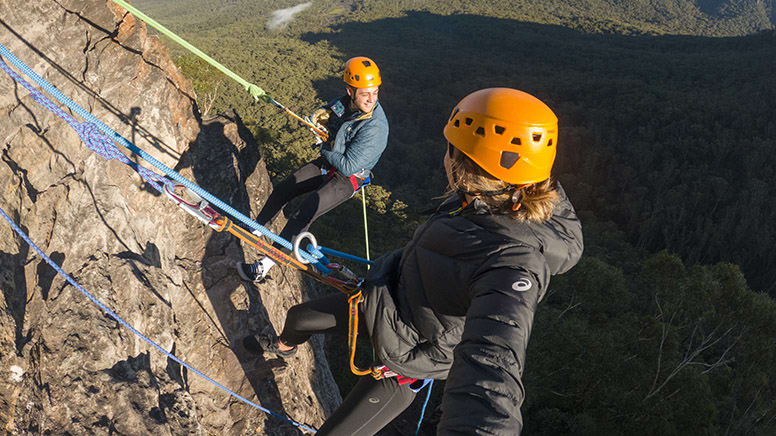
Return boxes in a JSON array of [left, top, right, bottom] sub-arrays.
[[447, 148, 559, 222]]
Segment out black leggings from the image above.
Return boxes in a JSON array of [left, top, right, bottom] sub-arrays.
[[255, 157, 357, 245], [278, 294, 418, 435], [278, 293, 351, 345]]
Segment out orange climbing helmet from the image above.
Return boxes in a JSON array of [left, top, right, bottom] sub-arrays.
[[443, 88, 558, 185], [343, 56, 381, 88]]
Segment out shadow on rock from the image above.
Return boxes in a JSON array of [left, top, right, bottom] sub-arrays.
[[183, 110, 306, 434], [1, 222, 32, 355]]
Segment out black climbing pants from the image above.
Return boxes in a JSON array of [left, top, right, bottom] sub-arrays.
[[278, 294, 418, 435], [317, 372, 418, 435], [255, 157, 357, 245]]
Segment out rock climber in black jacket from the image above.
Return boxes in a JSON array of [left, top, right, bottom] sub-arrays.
[[244, 87, 584, 435]]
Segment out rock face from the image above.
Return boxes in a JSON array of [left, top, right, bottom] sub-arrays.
[[0, 1, 340, 434]]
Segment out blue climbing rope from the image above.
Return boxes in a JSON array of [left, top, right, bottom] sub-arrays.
[[0, 58, 172, 193], [0, 205, 317, 433], [316, 245, 374, 266], [0, 42, 329, 273], [415, 380, 434, 436]]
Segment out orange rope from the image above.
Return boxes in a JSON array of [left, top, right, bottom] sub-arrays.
[[268, 98, 329, 141]]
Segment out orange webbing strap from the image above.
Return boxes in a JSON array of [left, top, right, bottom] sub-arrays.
[[213, 216, 360, 295], [347, 290, 374, 376], [213, 216, 309, 271]]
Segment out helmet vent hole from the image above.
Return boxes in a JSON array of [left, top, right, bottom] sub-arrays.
[[362, 60, 372, 67], [511, 137, 521, 145], [354, 74, 361, 82], [494, 125, 505, 135], [500, 151, 520, 169], [475, 127, 485, 136], [453, 120, 460, 127], [547, 139, 553, 146], [532, 133, 543, 142], [465, 117, 473, 126], [449, 108, 459, 122]]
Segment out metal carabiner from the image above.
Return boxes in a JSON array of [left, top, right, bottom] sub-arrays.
[[293, 232, 319, 265], [326, 262, 359, 281], [163, 183, 221, 230]]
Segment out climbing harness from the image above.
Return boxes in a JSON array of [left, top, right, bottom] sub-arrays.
[[320, 167, 372, 194], [346, 288, 433, 383], [110, 0, 327, 141], [319, 166, 374, 264], [371, 365, 433, 394]]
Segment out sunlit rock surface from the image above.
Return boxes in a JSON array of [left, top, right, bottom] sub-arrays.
[[0, 1, 340, 434]]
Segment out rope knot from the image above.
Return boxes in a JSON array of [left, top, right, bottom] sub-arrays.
[[76, 122, 118, 160]]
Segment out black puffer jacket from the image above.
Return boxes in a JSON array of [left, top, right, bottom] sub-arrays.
[[361, 183, 583, 435]]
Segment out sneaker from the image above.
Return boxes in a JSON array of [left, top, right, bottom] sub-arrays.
[[235, 261, 268, 282], [243, 333, 297, 357]]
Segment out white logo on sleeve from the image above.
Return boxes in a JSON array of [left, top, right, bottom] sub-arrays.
[[512, 278, 532, 292]]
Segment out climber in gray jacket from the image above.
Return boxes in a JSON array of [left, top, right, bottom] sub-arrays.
[[246, 88, 583, 435]]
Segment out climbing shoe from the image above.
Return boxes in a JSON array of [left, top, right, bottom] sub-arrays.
[[235, 261, 269, 283], [243, 333, 297, 357]]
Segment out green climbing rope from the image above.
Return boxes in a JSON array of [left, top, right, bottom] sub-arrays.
[[111, 0, 266, 101], [361, 187, 371, 269], [111, 0, 330, 139]]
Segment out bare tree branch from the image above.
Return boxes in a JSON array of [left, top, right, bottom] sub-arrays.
[[556, 293, 581, 321], [200, 80, 222, 119], [644, 304, 736, 401]]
